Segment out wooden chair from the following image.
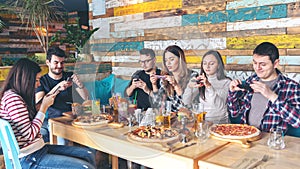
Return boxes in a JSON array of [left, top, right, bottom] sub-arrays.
[[0, 119, 22, 169]]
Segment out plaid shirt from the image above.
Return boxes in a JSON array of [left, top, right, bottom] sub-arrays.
[[227, 70, 300, 132], [151, 80, 184, 112]]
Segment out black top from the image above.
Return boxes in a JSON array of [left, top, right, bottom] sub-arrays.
[[127, 69, 161, 110], [36, 72, 83, 119]]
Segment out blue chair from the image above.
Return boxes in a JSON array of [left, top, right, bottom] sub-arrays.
[[0, 119, 22, 169]]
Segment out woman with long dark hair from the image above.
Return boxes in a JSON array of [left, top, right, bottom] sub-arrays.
[[0, 58, 95, 169], [184, 50, 231, 123]]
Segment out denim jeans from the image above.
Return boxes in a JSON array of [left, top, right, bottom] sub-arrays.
[[20, 144, 96, 169]]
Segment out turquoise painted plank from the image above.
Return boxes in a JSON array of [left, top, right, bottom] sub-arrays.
[[226, 0, 297, 10], [199, 11, 227, 24], [91, 42, 144, 52], [182, 14, 198, 26], [182, 4, 287, 25]]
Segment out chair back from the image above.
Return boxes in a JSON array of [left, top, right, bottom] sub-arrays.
[[0, 119, 22, 169]]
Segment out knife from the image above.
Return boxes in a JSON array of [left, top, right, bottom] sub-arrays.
[[171, 142, 196, 152]]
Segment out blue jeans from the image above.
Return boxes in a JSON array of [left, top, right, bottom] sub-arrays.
[[20, 144, 96, 169]]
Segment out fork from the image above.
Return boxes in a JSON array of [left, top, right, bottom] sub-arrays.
[[246, 155, 269, 169]]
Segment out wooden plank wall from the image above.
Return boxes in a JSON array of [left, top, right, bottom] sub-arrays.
[[88, 0, 300, 82]]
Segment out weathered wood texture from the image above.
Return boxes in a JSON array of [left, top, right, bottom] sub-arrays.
[[88, 0, 300, 82]]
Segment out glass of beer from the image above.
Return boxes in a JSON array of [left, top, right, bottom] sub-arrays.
[[163, 101, 172, 128], [193, 103, 207, 130]]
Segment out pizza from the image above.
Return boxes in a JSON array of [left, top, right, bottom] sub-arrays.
[[128, 126, 179, 143], [73, 114, 113, 126], [209, 124, 261, 140]]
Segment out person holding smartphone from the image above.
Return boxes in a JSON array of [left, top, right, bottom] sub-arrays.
[[183, 50, 231, 124], [125, 48, 161, 110], [35, 46, 89, 144], [228, 42, 300, 132]]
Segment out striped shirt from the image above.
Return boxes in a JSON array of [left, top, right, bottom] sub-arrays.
[[227, 70, 300, 132], [0, 90, 45, 157]]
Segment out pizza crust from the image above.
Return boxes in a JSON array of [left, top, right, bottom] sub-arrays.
[[209, 124, 261, 140], [72, 114, 113, 126], [128, 126, 180, 143]]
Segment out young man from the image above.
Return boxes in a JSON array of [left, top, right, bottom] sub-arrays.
[[125, 48, 161, 110], [227, 42, 300, 132], [36, 46, 89, 143]]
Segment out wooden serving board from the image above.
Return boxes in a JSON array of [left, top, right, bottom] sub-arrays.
[[210, 133, 261, 148], [71, 121, 108, 129]]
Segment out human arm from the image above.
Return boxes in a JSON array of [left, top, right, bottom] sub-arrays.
[[71, 74, 89, 100]]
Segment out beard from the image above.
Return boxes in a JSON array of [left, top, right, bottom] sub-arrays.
[[50, 67, 63, 75]]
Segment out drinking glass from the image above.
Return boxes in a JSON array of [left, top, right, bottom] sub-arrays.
[[267, 126, 285, 150], [192, 103, 207, 130], [163, 101, 171, 128], [195, 121, 209, 144]]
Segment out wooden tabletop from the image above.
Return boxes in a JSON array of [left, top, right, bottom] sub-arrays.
[[48, 117, 300, 169]]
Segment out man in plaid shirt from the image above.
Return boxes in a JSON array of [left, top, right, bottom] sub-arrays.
[[227, 42, 300, 132]]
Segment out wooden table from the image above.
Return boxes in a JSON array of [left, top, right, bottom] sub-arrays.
[[198, 133, 300, 169], [49, 117, 300, 169]]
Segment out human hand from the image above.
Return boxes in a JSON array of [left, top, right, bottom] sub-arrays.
[[71, 74, 84, 89], [150, 74, 158, 85], [165, 75, 177, 87], [250, 80, 278, 101], [40, 92, 57, 113], [229, 79, 244, 92]]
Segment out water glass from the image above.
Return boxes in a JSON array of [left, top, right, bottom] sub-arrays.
[[267, 126, 285, 150], [195, 121, 209, 144]]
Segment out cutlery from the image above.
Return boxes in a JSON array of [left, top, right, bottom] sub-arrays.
[[171, 142, 196, 152], [246, 155, 269, 169]]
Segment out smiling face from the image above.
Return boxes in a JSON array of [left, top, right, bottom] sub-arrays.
[[253, 54, 279, 81], [164, 51, 179, 73], [46, 55, 65, 76], [202, 54, 219, 76]]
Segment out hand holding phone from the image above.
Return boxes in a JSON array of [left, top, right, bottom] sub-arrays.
[[67, 77, 73, 82], [237, 81, 252, 91]]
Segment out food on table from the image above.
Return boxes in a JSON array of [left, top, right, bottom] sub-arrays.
[[209, 124, 261, 140], [128, 126, 179, 143], [73, 114, 113, 126]]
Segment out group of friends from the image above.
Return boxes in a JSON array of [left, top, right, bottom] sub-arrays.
[[0, 42, 299, 169]]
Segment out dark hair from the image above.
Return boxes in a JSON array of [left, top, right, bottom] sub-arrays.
[[162, 45, 189, 90], [199, 50, 229, 100], [253, 42, 279, 63], [139, 48, 155, 58], [47, 46, 66, 61], [0, 58, 41, 120]]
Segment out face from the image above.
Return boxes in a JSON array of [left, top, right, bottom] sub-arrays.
[[139, 54, 156, 72], [164, 51, 179, 73], [35, 73, 41, 88], [202, 54, 219, 76], [253, 54, 279, 81], [46, 55, 65, 75]]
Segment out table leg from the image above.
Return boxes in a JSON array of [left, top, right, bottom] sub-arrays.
[[112, 155, 118, 169], [49, 120, 57, 144]]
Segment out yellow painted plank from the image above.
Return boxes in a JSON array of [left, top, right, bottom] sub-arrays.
[[156, 55, 226, 64], [227, 34, 300, 49], [114, 0, 182, 16]]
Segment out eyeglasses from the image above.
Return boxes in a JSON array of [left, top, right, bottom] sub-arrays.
[[138, 58, 154, 64]]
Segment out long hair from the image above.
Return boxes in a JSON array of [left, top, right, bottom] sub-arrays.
[[162, 45, 189, 91], [199, 50, 229, 100], [0, 58, 41, 120]]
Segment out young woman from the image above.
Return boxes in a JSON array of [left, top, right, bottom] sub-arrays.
[[184, 50, 231, 124], [150, 45, 195, 112], [0, 58, 96, 169]]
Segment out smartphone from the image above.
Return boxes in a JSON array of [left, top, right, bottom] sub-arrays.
[[156, 75, 166, 79], [52, 86, 61, 94], [67, 77, 73, 82], [237, 81, 252, 91]]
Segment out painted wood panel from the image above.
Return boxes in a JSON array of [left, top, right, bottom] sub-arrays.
[[114, 16, 182, 31], [113, 0, 182, 16], [182, 2, 226, 14], [226, 0, 298, 10], [182, 4, 287, 26], [105, 0, 144, 9], [227, 34, 300, 49], [227, 55, 300, 65], [144, 38, 226, 51], [287, 2, 300, 17], [227, 18, 300, 31], [91, 41, 144, 52]]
